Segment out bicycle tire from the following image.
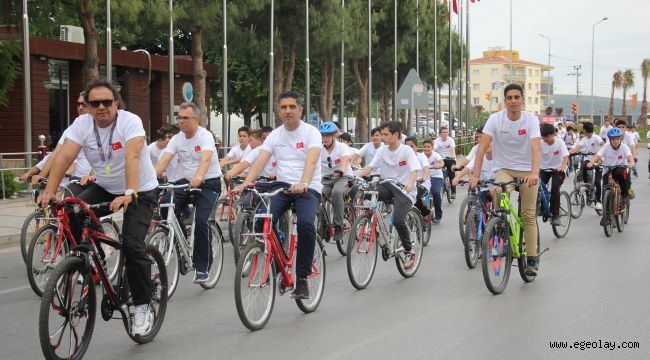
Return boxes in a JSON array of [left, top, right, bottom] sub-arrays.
[[602, 189, 614, 237], [464, 210, 480, 269], [125, 245, 169, 344], [214, 197, 230, 240], [200, 222, 225, 289], [227, 198, 242, 244], [517, 222, 540, 283], [39, 256, 96, 360], [395, 209, 424, 278], [445, 177, 453, 204], [232, 211, 254, 264], [346, 214, 378, 290], [623, 199, 630, 224], [234, 241, 276, 331], [145, 228, 180, 299], [569, 189, 584, 219], [99, 218, 123, 283], [458, 195, 471, 245], [27, 224, 68, 297], [21, 210, 48, 265], [422, 194, 434, 247], [552, 191, 572, 238], [336, 204, 354, 256], [296, 241, 326, 313], [481, 217, 512, 295], [615, 190, 624, 233]]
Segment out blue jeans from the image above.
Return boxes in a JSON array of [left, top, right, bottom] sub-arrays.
[[430, 177, 443, 219], [257, 182, 320, 278], [160, 177, 221, 273]]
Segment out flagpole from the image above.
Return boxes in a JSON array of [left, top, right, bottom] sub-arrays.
[[393, 0, 398, 123], [368, 0, 372, 140], [458, 0, 463, 138], [448, 0, 453, 134], [223, 0, 229, 144], [106, 0, 112, 83], [269, 0, 274, 125], [433, 0, 438, 134], [22, 0, 32, 168], [168, 0, 174, 124], [340, 0, 345, 132], [305, 0, 311, 123], [465, 0, 471, 132]]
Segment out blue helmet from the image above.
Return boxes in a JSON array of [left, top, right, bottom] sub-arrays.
[[607, 127, 623, 138], [319, 121, 338, 135]]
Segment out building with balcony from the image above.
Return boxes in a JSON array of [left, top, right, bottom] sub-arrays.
[[469, 48, 552, 115]]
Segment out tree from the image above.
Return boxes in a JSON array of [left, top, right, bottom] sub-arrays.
[[608, 70, 623, 120], [0, 41, 21, 107], [640, 59, 650, 129], [621, 69, 634, 120]]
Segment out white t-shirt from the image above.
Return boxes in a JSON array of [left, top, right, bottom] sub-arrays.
[[260, 122, 323, 193], [64, 110, 158, 194], [466, 145, 494, 181], [541, 137, 569, 170], [320, 141, 353, 177], [164, 127, 222, 181], [597, 143, 631, 169], [359, 142, 383, 165], [482, 110, 542, 172], [35, 153, 51, 170], [243, 146, 277, 178], [599, 125, 613, 138], [148, 142, 184, 183], [563, 132, 578, 147], [558, 127, 567, 140], [427, 152, 444, 179], [577, 134, 604, 155], [59, 128, 92, 177], [369, 144, 422, 203], [631, 131, 640, 144], [226, 144, 251, 161], [434, 137, 456, 159], [415, 152, 431, 191], [344, 143, 361, 158]]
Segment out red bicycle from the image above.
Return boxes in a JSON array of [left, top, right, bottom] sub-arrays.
[[215, 177, 244, 242], [234, 185, 326, 331]]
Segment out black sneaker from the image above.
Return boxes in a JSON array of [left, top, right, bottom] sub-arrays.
[[333, 225, 344, 243], [290, 277, 310, 299], [524, 256, 538, 277], [432, 218, 441, 224], [600, 216, 608, 226], [551, 216, 561, 226]]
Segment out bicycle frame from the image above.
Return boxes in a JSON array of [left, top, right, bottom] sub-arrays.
[[538, 180, 552, 218], [157, 185, 197, 270], [496, 191, 524, 258], [467, 188, 490, 241], [355, 189, 399, 258]]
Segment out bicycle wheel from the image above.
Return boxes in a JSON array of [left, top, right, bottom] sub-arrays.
[[569, 189, 585, 219], [227, 198, 242, 244], [234, 241, 276, 331], [214, 198, 230, 240], [517, 223, 540, 283], [458, 195, 471, 245], [464, 210, 480, 269], [39, 256, 96, 360], [623, 199, 630, 225], [422, 195, 433, 247], [615, 191, 624, 233], [145, 228, 180, 299], [444, 177, 453, 204], [552, 192, 572, 238], [125, 245, 169, 344], [346, 214, 378, 290], [21, 209, 48, 265], [602, 190, 614, 237], [336, 204, 354, 256], [396, 209, 424, 278], [232, 211, 254, 264], [27, 224, 69, 297], [481, 217, 512, 295], [99, 218, 123, 283], [296, 241, 326, 313], [200, 222, 225, 289]]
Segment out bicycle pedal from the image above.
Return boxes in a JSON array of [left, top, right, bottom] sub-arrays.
[[538, 247, 550, 256]]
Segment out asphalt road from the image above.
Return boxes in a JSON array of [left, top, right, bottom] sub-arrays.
[[1, 151, 649, 360]]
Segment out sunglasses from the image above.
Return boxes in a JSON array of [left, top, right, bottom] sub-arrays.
[[327, 156, 333, 169], [88, 99, 114, 108], [176, 116, 195, 121]]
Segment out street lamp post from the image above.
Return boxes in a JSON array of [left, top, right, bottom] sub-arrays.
[[539, 33, 551, 109], [22, 0, 32, 169], [168, 0, 174, 124], [590, 17, 608, 123]]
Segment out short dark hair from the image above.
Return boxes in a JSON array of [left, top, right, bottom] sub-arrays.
[[615, 119, 627, 127], [339, 132, 352, 142], [332, 121, 341, 130], [249, 129, 262, 139], [475, 125, 484, 133], [277, 90, 303, 107], [238, 126, 250, 135], [405, 136, 418, 146], [503, 83, 524, 97], [582, 122, 594, 133], [260, 126, 274, 134], [540, 124, 556, 137], [423, 139, 433, 146], [379, 121, 403, 136], [567, 126, 574, 132], [84, 79, 122, 104], [370, 127, 381, 136], [156, 126, 175, 140], [439, 126, 448, 133]]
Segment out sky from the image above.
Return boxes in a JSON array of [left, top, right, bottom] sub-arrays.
[[466, 0, 649, 99]]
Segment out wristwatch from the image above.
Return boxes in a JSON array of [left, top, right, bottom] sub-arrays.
[[125, 188, 138, 198]]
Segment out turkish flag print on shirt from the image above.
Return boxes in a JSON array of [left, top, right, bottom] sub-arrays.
[[111, 142, 123, 150]]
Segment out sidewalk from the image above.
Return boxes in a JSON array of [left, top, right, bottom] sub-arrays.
[[0, 197, 37, 247]]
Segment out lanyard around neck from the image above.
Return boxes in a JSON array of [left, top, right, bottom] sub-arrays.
[[93, 115, 118, 165]]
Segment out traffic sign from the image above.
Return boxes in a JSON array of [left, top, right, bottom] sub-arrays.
[[396, 69, 428, 109]]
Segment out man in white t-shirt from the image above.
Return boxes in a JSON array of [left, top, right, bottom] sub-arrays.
[[156, 102, 222, 285], [435, 126, 457, 198], [357, 121, 421, 269], [599, 119, 613, 138], [539, 124, 569, 225], [570, 122, 605, 208], [352, 127, 384, 171], [220, 126, 251, 168], [613, 119, 638, 178], [470, 83, 542, 276], [405, 136, 432, 224], [38, 80, 160, 336], [148, 125, 184, 183], [240, 91, 322, 300], [423, 139, 444, 223]]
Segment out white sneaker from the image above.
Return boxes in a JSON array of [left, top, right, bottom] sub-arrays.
[[131, 304, 153, 336], [594, 202, 603, 211]]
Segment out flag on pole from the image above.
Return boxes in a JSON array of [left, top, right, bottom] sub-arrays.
[[630, 93, 638, 108], [452, 0, 458, 14], [445, 0, 450, 21]]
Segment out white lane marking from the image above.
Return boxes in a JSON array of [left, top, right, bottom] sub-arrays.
[[0, 285, 30, 295]]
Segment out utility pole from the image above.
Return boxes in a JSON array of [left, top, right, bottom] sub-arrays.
[[568, 65, 582, 121]]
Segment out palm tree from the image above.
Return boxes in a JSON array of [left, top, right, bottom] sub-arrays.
[[640, 59, 650, 129], [608, 70, 623, 120], [621, 69, 635, 120]]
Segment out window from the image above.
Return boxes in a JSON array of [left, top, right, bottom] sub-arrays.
[[492, 97, 499, 104], [535, 97, 539, 104], [527, 97, 532, 103], [473, 83, 480, 91], [473, 97, 479, 105], [491, 68, 499, 76], [473, 69, 480, 77], [528, 69, 532, 76], [528, 83, 532, 90], [536, 83, 540, 90]]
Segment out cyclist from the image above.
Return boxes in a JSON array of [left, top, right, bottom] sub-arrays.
[[539, 124, 569, 226], [454, 126, 485, 170], [470, 83, 542, 276], [435, 126, 457, 199], [352, 127, 384, 173], [155, 102, 222, 284], [569, 122, 605, 210], [629, 125, 640, 177], [220, 126, 251, 168], [239, 91, 322, 300], [557, 122, 567, 139], [405, 136, 432, 224], [339, 132, 361, 166], [423, 139, 444, 224], [318, 121, 353, 242], [357, 121, 421, 269], [613, 119, 637, 182], [37, 79, 160, 336], [453, 127, 495, 207], [148, 125, 184, 184], [586, 127, 634, 225], [599, 119, 613, 139], [563, 126, 578, 148]]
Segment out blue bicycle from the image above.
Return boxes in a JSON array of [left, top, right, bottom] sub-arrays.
[[461, 181, 492, 269], [538, 170, 572, 238]]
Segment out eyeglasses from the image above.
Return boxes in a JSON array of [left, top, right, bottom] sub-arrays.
[[77, 102, 87, 107], [88, 99, 114, 108], [327, 156, 333, 168], [176, 116, 195, 121]]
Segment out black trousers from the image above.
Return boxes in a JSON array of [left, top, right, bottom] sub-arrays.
[[377, 183, 413, 251], [605, 168, 630, 197], [540, 170, 565, 217], [582, 160, 602, 201], [414, 185, 431, 217], [443, 158, 457, 193], [71, 184, 158, 306]]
